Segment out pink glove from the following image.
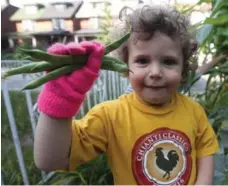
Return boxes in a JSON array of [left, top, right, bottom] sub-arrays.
[[37, 41, 104, 118]]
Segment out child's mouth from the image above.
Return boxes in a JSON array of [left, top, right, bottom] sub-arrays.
[[145, 85, 166, 89]]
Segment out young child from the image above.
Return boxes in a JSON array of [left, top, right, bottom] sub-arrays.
[[34, 4, 219, 185]]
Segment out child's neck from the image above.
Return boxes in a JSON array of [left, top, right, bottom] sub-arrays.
[[136, 95, 172, 108]]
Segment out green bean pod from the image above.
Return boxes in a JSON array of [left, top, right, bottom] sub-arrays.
[[101, 58, 129, 73], [2, 61, 54, 78], [104, 31, 131, 54], [3, 56, 127, 78], [19, 48, 88, 66], [21, 64, 80, 90], [102, 55, 126, 65]]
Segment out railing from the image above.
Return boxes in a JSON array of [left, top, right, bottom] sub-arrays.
[[1, 60, 129, 185]]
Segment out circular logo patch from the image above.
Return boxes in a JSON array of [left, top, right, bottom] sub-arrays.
[[132, 128, 192, 185]]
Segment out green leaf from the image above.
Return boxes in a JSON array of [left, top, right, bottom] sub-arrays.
[[211, 1, 228, 16], [216, 27, 228, 37], [51, 175, 77, 185], [196, 24, 213, 44], [204, 15, 228, 25], [198, 0, 211, 3]]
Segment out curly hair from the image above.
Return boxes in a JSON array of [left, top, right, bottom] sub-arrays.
[[109, 4, 198, 82]]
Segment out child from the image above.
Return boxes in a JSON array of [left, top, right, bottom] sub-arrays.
[[34, 4, 219, 185]]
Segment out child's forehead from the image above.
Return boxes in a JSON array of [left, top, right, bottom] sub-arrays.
[[128, 32, 182, 56]]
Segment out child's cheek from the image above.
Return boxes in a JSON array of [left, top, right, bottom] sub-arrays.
[[128, 69, 145, 87], [167, 72, 182, 89]]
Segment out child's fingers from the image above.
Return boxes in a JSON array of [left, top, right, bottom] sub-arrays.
[[66, 42, 86, 55], [66, 67, 99, 93], [80, 41, 105, 71], [47, 43, 69, 55]]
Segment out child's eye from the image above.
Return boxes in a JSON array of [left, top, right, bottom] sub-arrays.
[[162, 59, 178, 66], [136, 58, 149, 65]]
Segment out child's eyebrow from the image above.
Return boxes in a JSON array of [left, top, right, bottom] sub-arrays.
[[133, 54, 151, 59], [162, 53, 182, 62], [163, 54, 179, 60]]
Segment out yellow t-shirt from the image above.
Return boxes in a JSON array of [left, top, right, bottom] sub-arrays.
[[69, 92, 219, 185]]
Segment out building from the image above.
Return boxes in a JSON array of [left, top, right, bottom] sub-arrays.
[[6, 1, 83, 49], [1, 3, 19, 50]]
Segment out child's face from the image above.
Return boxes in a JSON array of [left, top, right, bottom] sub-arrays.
[[128, 32, 183, 106]]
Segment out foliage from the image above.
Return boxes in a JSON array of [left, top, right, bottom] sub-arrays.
[[2, 40, 46, 60], [183, 0, 228, 138], [2, 44, 30, 60], [38, 155, 113, 185], [222, 171, 228, 184]]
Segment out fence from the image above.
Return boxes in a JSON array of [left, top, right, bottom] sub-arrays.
[[1, 60, 129, 185]]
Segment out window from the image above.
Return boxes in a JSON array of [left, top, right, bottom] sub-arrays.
[[89, 17, 99, 29], [22, 20, 35, 31], [52, 19, 65, 30]]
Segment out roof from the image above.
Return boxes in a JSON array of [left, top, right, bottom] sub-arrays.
[[10, 5, 46, 21], [76, 0, 139, 18], [23, 3, 45, 8], [10, 1, 83, 21], [1, 5, 7, 11], [40, 1, 83, 19], [1, 4, 18, 12]]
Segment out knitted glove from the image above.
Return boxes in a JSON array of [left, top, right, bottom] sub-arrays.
[[37, 41, 104, 118]]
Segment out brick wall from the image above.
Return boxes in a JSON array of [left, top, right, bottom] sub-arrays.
[[35, 20, 52, 32]]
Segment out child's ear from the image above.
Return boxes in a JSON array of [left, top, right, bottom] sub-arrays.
[[190, 39, 198, 53]]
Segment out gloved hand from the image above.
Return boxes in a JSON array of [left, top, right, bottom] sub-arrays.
[[37, 41, 105, 118]]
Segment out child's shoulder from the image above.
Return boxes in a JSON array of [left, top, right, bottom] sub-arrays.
[[97, 93, 133, 108], [176, 93, 203, 112], [91, 93, 133, 109]]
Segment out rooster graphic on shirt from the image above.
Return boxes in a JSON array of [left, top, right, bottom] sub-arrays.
[[155, 148, 179, 179]]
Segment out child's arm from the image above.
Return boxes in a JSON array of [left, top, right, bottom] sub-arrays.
[[34, 113, 72, 171], [195, 155, 214, 185], [194, 103, 220, 185], [34, 41, 104, 172]]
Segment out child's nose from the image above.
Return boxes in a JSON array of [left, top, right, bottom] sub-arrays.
[[148, 62, 162, 78]]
